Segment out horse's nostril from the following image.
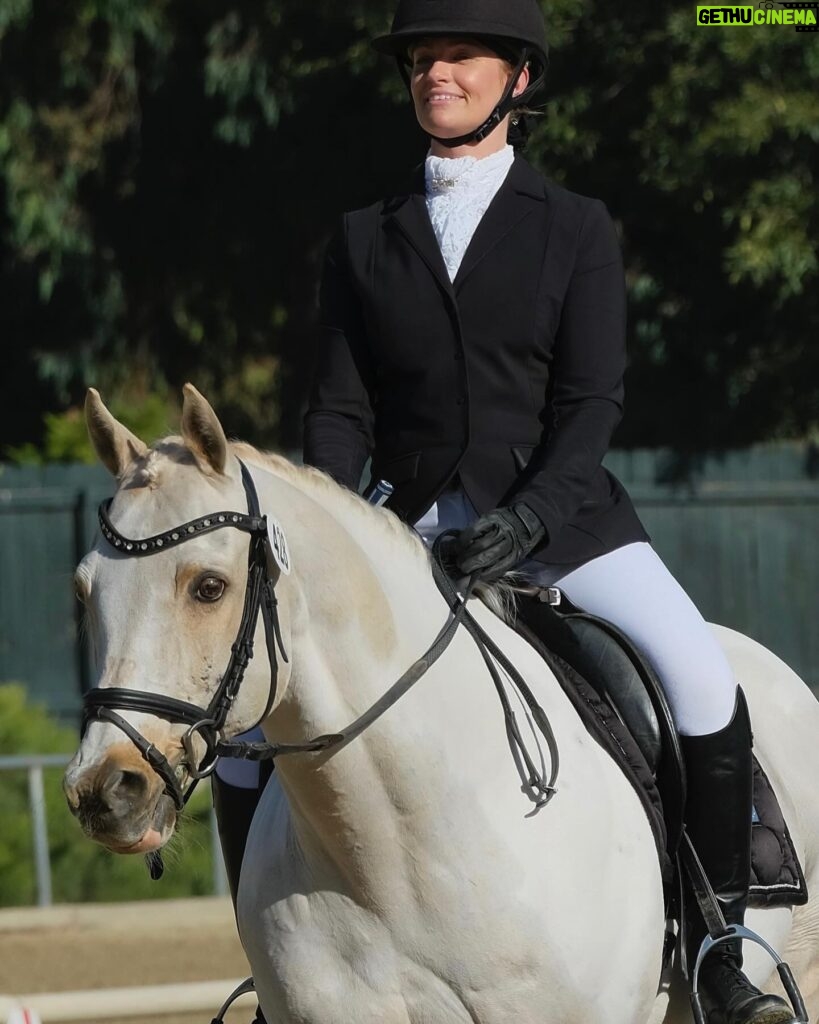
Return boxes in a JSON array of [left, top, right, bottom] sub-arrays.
[[100, 769, 150, 815]]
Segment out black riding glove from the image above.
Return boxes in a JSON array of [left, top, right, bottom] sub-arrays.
[[455, 503, 547, 582]]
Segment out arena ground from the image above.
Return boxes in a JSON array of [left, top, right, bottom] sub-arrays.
[[0, 897, 253, 1024]]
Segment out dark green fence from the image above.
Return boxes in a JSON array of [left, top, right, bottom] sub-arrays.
[[1, 445, 816, 723], [0, 463, 110, 719], [605, 447, 818, 692]]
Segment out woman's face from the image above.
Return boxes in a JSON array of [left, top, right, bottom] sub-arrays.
[[409, 36, 528, 154]]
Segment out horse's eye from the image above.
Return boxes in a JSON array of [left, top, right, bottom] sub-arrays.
[[196, 576, 226, 603]]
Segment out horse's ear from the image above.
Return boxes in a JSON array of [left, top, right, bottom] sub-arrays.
[[85, 388, 149, 479], [180, 382, 228, 475]]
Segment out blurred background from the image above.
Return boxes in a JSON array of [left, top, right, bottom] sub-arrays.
[[0, 4, 816, 1011]]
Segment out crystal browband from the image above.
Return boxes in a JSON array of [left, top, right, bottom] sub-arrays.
[[97, 499, 267, 556]]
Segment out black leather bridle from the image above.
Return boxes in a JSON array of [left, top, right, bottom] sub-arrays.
[[82, 460, 288, 813]]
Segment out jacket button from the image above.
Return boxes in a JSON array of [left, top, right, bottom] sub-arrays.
[[454, 351, 464, 361], [456, 397, 465, 406]]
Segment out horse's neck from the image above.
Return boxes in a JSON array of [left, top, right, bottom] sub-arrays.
[[254, 464, 578, 908], [262, 462, 453, 709], [254, 466, 496, 893], [254, 460, 448, 734]]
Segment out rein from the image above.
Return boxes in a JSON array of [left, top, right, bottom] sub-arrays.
[[84, 462, 560, 879], [217, 537, 559, 807], [217, 540, 473, 761]]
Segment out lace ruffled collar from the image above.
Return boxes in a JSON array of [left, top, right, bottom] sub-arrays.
[[423, 146, 515, 281], [425, 145, 515, 196]]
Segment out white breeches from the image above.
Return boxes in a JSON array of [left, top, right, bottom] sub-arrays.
[[532, 541, 738, 736]]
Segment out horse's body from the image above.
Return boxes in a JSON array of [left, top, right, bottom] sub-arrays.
[[65, 387, 819, 1024]]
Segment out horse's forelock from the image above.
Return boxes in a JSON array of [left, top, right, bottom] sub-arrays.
[[117, 438, 223, 492]]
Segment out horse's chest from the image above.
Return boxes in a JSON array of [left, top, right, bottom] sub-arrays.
[[241, 885, 565, 1024], [242, 890, 468, 1022]]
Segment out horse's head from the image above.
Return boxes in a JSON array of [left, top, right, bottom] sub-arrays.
[[64, 384, 290, 854]]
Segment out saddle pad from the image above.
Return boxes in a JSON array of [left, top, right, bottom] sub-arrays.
[[512, 617, 808, 909], [750, 757, 809, 908]]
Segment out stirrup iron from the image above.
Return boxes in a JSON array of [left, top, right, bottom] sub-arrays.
[[210, 976, 256, 1024], [690, 925, 807, 1024]]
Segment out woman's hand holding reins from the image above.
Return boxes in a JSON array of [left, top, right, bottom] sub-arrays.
[[454, 502, 546, 581]]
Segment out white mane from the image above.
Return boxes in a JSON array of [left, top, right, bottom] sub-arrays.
[[231, 442, 516, 622], [113, 437, 519, 624], [231, 441, 430, 568]]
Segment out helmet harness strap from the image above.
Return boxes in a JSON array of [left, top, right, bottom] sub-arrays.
[[398, 47, 542, 149]]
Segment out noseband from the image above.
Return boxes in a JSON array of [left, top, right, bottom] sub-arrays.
[[82, 460, 288, 813]]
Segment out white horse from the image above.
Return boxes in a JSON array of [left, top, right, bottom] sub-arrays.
[[64, 384, 819, 1024]]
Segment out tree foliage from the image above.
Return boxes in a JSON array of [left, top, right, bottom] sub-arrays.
[[0, 0, 816, 458]]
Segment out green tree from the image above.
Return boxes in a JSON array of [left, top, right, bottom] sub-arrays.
[[526, 0, 818, 447], [0, 0, 816, 457]]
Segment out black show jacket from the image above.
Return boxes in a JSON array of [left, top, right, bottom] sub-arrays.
[[303, 155, 648, 566]]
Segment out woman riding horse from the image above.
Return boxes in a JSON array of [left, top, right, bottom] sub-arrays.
[[214, 2, 794, 1021]]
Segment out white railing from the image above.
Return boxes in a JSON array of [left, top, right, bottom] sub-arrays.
[[1, 980, 255, 1022], [0, 754, 227, 906]]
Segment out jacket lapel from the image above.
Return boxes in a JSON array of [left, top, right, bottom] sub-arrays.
[[383, 166, 455, 299], [382, 155, 549, 298], [453, 156, 548, 291]]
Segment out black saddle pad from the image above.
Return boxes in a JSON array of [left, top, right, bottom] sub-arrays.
[[512, 595, 808, 910], [751, 757, 809, 907]]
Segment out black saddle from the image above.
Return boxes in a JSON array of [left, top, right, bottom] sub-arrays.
[[512, 589, 808, 909], [514, 591, 684, 868]]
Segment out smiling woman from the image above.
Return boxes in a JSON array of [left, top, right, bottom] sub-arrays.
[[407, 38, 530, 159], [372, 0, 548, 154]]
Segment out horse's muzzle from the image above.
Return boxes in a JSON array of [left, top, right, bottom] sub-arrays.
[[64, 754, 176, 851]]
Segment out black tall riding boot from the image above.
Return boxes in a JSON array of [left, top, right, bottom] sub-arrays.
[[212, 772, 268, 1024], [681, 688, 794, 1024]]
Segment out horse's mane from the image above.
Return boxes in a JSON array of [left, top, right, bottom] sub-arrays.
[[232, 442, 518, 623], [230, 441, 431, 569], [142, 437, 515, 623]]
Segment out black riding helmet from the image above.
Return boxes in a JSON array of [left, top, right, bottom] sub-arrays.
[[372, 0, 549, 148]]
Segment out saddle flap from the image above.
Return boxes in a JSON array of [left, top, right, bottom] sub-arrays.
[[514, 594, 686, 862], [558, 616, 662, 772]]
